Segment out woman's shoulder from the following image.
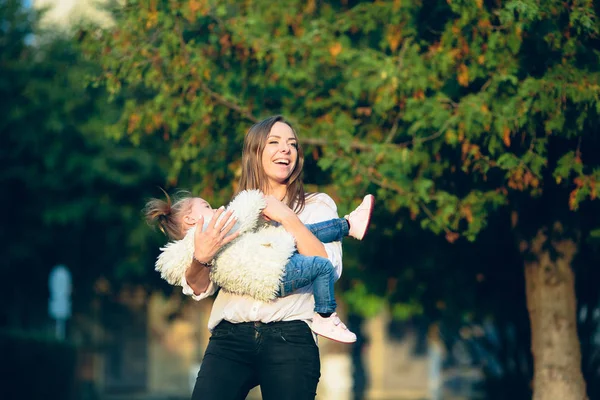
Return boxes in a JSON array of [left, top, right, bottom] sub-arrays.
[[304, 192, 338, 211]]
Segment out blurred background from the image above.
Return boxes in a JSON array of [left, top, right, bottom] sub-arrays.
[[2, 0, 600, 399]]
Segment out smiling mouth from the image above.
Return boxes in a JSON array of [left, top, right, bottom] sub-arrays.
[[274, 160, 290, 165]]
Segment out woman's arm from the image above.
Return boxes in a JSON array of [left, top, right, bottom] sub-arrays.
[[263, 196, 327, 258], [184, 259, 213, 294], [303, 193, 344, 278], [280, 214, 328, 258]]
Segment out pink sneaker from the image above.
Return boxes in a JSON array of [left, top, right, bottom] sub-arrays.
[[311, 312, 357, 343], [345, 194, 375, 240]]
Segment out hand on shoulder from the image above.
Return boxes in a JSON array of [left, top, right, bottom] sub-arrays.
[[262, 195, 297, 223]]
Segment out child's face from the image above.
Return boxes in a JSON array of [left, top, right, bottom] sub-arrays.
[[184, 197, 215, 226]]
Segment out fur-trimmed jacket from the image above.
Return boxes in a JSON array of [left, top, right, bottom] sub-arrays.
[[155, 190, 297, 302]]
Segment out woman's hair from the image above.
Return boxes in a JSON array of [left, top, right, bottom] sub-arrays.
[[143, 189, 193, 240], [237, 115, 307, 213]]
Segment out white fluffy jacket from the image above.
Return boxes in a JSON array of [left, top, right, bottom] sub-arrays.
[[155, 190, 297, 302]]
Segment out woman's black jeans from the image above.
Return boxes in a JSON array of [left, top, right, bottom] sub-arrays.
[[191, 320, 321, 400]]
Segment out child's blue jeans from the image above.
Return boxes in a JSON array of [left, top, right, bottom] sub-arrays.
[[277, 217, 349, 314]]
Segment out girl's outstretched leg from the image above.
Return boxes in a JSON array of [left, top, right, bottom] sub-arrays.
[[345, 194, 375, 240], [279, 255, 356, 343]]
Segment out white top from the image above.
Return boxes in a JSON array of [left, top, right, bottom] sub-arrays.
[[181, 192, 343, 331]]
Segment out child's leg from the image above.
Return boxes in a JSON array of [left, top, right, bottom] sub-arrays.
[[304, 219, 349, 244], [344, 194, 375, 240], [278, 254, 356, 343], [278, 254, 337, 314], [304, 194, 375, 243]]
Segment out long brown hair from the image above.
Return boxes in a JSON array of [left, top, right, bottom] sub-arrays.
[[237, 115, 307, 213]]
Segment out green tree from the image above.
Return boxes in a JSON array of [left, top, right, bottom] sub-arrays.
[[86, 0, 600, 398], [0, 0, 166, 331]]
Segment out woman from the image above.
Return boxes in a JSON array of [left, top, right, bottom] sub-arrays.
[[183, 115, 345, 400]]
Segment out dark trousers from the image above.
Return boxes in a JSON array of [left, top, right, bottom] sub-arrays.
[[192, 320, 321, 400]]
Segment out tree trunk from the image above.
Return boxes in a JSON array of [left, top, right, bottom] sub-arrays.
[[523, 224, 587, 400]]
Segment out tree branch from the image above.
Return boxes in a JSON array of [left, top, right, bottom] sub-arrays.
[[397, 37, 412, 71], [174, 19, 258, 124], [384, 114, 401, 144]]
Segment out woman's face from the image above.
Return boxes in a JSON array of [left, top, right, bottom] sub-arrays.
[[261, 121, 298, 187]]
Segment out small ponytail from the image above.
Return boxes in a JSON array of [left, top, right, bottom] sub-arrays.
[[143, 188, 192, 240]]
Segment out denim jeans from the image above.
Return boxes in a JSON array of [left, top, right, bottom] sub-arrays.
[[305, 217, 349, 244], [277, 217, 349, 314], [192, 320, 320, 400]]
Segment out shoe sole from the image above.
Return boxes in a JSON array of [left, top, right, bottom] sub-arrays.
[[311, 329, 357, 344], [358, 194, 375, 240]]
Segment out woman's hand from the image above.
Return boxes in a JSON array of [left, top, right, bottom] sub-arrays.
[[262, 196, 296, 223], [263, 195, 328, 258], [193, 207, 240, 263]]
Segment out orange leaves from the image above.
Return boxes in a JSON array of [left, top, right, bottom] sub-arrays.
[[128, 114, 141, 134], [449, 48, 461, 61], [507, 171, 521, 190], [219, 34, 232, 53], [152, 114, 163, 130], [461, 204, 474, 224], [188, 0, 207, 14], [427, 41, 442, 57], [329, 42, 342, 59], [457, 64, 469, 87], [502, 127, 511, 147], [187, 0, 209, 22], [569, 176, 598, 210], [477, 18, 491, 30], [413, 90, 425, 100], [284, 13, 305, 37], [461, 141, 481, 161], [445, 231, 460, 243], [569, 189, 578, 210], [128, 112, 167, 136], [507, 168, 539, 191], [146, 0, 158, 28], [388, 35, 401, 53], [386, 25, 403, 52], [356, 107, 372, 117], [305, 0, 317, 14]]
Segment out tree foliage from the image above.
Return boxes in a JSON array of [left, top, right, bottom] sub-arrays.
[[0, 0, 167, 329], [87, 0, 599, 239]]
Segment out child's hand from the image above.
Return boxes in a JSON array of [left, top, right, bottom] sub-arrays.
[[193, 207, 239, 263]]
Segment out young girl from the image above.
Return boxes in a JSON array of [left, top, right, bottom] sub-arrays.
[[145, 191, 374, 344]]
